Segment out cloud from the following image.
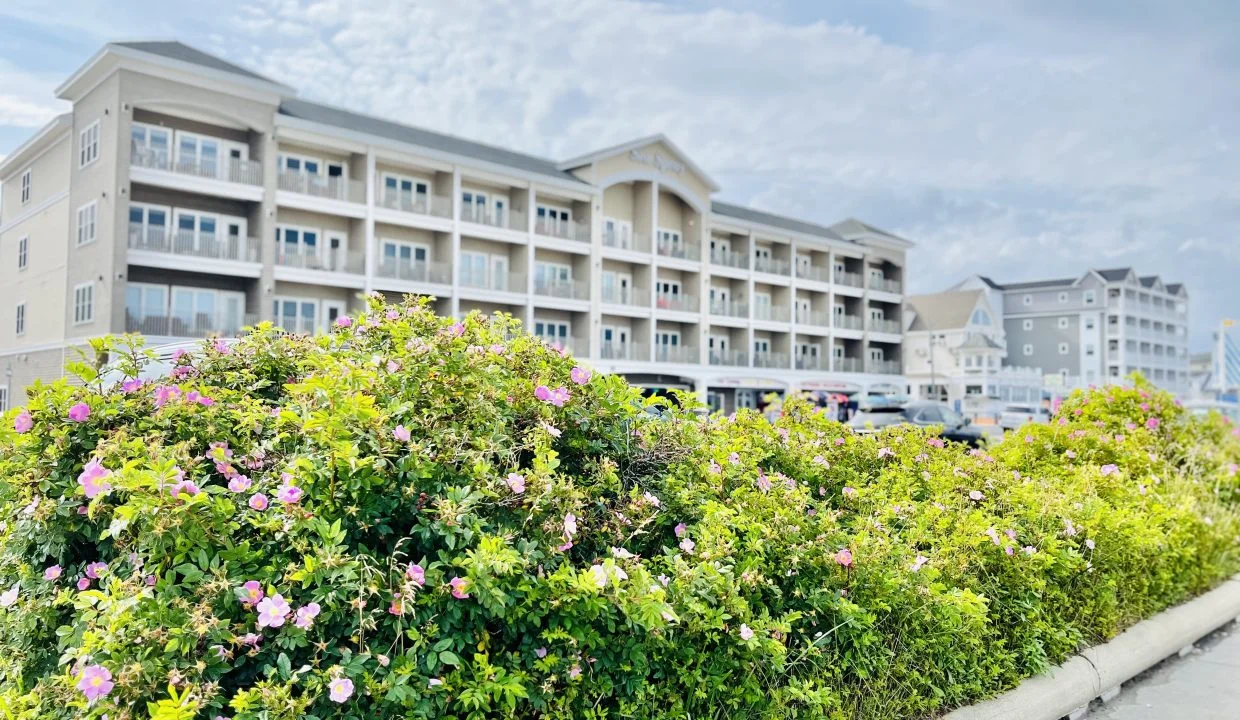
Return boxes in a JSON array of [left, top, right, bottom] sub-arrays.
[[0, 60, 66, 128]]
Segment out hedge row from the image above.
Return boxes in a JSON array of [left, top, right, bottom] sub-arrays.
[[1, 296, 1238, 720]]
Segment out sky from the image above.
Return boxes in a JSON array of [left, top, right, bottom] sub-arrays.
[[1, 0, 1237, 350]]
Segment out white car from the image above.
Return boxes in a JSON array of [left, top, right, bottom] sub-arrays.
[[999, 403, 1050, 431]]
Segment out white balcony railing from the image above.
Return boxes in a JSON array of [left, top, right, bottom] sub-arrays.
[[128, 224, 259, 262], [601, 285, 648, 307], [835, 314, 864, 331], [657, 241, 700, 261], [460, 271, 526, 293], [710, 299, 748, 318], [600, 342, 648, 361], [796, 355, 825, 370], [796, 309, 832, 327], [655, 294, 698, 313], [710, 248, 748, 270], [869, 318, 902, 334], [656, 345, 699, 363], [131, 144, 262, 186], [795, 265, 830, 283], [278, 171, 364, 204], [834, 270, 864, 288], [464, 207, 527, 232], [377, 192, 454, 219], [836, 357, 863, 373], [535, 218, 590, 242], [376, 259, 451, 284], [275, 248, 364, 274], [754, 352, 789, 369], [534, 278, 589, 300], [709, 350, 748, 367], [867, 359, 903, 375], [754, 256, 790, 276], [753, 305, 790, 322], [868, 276, 902, 294], [603, 229, 651, 253], [125, 311, 256, 338]]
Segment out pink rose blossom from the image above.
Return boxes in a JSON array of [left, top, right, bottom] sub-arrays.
[[256, 594, 290, 628], [449, 576, 471, 599], [276, 483, 303, 504], [240, 580, 264, 606], [407, 564, 425, 587], [13, 410, 33, 433], [739, 624, 755, 641], [335, 315, 353, 328], [228, 475, 253, 493], [294, 602, 320, 629], [878, 447, 894, 459], [328, 677, 354, 703], [78, 458, 113, 499], [213, 338, 232, 354], [145, 574, 157, 586], [842, 486, 858, 498], [563, 513, 578, 539], [1099, 464, 1119, 477], [1145, 417, 1160, 430], [927, 437, 944, 449], [570, 366, 592, 385], [968, 490, 984, 501], [68, 402, 91, 422], [0, 586, 17, 608], [910, 555, 929, 572], [393, 425, 411, 442], [679, 538, 696, 554], [44, 565, 62, 581], [535, 647, 548, 658], [76, 578, 90, 590], [85, 561, 107, 579], [674, 523, 687, 538], [76, 664, 114, 703], [756, 473, 772, 492], [248, 493, 269, 511], [449, 322, 465, 337], [386, 309, 400, 321], [834, 548, 854, 567], [505, 473, 526, 494]]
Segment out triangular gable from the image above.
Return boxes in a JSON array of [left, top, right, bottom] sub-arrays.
[[559, 134, 721, 193]]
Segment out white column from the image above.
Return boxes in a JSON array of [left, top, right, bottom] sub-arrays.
[[826, 249, 835, 372], [525, 185, 536, 331], [449, 169, 461, 318], [362, 149, 376, 295], [588, 188, 602, 360], [649, 182, 660, 364], [746, 231, 756, 368]]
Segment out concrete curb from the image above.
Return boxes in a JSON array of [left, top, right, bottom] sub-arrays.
[[942, 574, 1240, 720]]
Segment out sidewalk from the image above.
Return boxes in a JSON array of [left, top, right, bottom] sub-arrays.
[[1089, 621, 1240, 719]]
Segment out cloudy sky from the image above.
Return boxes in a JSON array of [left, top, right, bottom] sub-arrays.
[[1, 0, 1236, 349]]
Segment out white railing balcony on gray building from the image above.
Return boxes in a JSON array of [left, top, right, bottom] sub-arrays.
[[754, 256, 791, 276], [131, 144, 262, 186], [836, 357, 863, 373], [460, 271, 526, 293], [378, 191, 454, 219], [601, 285, 648, 307], [600, 342, 648, 361], [709, 350, 748, 367], [710, 248, 748, 270], [275, 248, 365, 274], [657, 240, 701, 261], [465, 207, 527, 232], [833, 270, 864, 288], [535, 218, 590, 242], [278, 171, 364, 204], [539, 336, 588, 357], [603, 229, 651, 253], [376, 259, 451, 284], [710, 299, 748, 318], [796, 309, 831, 327], [655, 294, 699, 313], [796, 355, 825, 370], [869, 318, 902, 334], [868, 276, 902, 293], [796, 265, 831, 283], [535, 278, 589, 300], [753, 305, 790, 322], [125, 311, 257, 338], [868, 359, 902, 375], [128, 224, 259, 262], [835, 314, 864, 331], [656, 345, 698, 363], [753, 351, 789, 369]]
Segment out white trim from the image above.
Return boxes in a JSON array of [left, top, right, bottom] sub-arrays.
[[14, 301, 26, 337], [75, 201, 98, 247], [0, 115, 71, 181], [72, 281, 94, 325], [557, 133, 722, 192], [56, 42, 295, 101], [17, 235, 29, 271], [78, 119, 100, 168]]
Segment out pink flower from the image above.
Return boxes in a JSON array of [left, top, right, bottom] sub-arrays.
[[170, 478, 199, 499], [240, 580, 264, 606], [910, 555, 929, 572], [68, 402, 91, 422], [563, 513, 578, 539], [1115, 434, 1125, 443], [1145, 417, 1160, 430], [85, 561, 107, 579], [407, 564, 425, 587], [569, 664, 582, 680], [1085, 538, 1096, 550], [213, 338, 232, 354], [535, 647, 548, 658], [1065, 450, 1077, 459], [335, 315, 353, 328], [834, 437, 846, 446], [449, 322, 465, 337], [13, 410, 32, 433], [535, 386, 570, 407], [228, 475, 253, 493], [1099, 464, 1119, 477], [0, 586, 17, 608], [570, 366, 592, 385], [842, 486, 858, 498], [968, 490, 984, 501], [926, 437, 944, 449], [172, 348, 187, 361], [708, 460, 722, 474], [756, 473, 771, 492], [393, 425, 411, 442], [248, 493, 269, 511], [78, 458, 113, 499], [44, 565, 62, 581], [679, 538, 696, 554], [389, 595, 403, 615], [878, 447, 894, 459], [728, 452, 741, 465], [256, 594, 290, 628], [834, 548, 854, 567], [674, 523, 687, 538], [1024, 434, 1033, 444], [276, 483, 303, 504], [739, 624, 755, 641], [328, 677, 354, 703], [76, 578, 90, 590], [505, 473, 526, 494], [449, 577, 471, 599], [152, 385, 179, 408], [294, 602, 320, 629], [76, 664, 114, 703]]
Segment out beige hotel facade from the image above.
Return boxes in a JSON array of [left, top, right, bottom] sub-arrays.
[[0, 41, 912, 413]]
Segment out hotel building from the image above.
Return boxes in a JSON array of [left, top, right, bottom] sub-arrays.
[[0, 41, 912, 413]]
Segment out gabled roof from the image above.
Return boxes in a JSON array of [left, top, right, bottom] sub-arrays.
[[1001, 278, 1077, 291], [829, 218, 914, 248], [710, 201, 849, 243], [1166, 282, 1185, 295], [956, 334, 1004, 350], [976, 275, 1004, 290], [1097, 267, 1134, 282], [0, 113, 72, 178], [904, 290, 985, 332], [1138, 275, 1160, 288], [557, 133, 721, 192], [278, 98, 589, 185], [113, 41, 278, 84]]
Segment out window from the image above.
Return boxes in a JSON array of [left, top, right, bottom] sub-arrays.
[[79, 120, 100, 168], [1022, 294, 1033, 306], [535, 262, 572, 290], [73, 283, 94, 325], [17, 236, 28, 270], [20, 169, 31, 205], [535, 205, 570, 234], [657, 228, 683, 254], [970, 309, 991, 325], [131, 123, 171, 167], [603, 217, 633, 248], [1085, 344, 1095, 357], [736, 390, 756, 410], [753, 338, 771, 355], [277, 225, 320, 260], [1022, 319, 1033, 331], [1084, 316, 1095, 330], [1057, 317, 1069, 330], [533, 320, 571, 346], [76, 202, 97, 246], [1058, 342, 1070, 355], [867, 347, 885, 362], [272, 297, 320, 335], [1084, 290, 1096, 305], [1057, 292, 1068, 304], [382, 173, 430, 209], [15, 302, 26, 336], [1023, 344, 1033, 356], [380, 239, 429, 277], [0, 386, 7, 412]]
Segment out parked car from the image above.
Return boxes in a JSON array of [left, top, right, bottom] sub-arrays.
[[849, 402, 985, 447], [97, 339, 234, 387], [999, 403, 1050, 431]]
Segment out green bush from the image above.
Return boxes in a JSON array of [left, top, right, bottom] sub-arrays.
[[1, 295, 1238, 720]]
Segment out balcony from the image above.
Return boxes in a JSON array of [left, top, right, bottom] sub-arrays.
[[275, 248, 364, 274], [796, 309, 831, 327], [131, 145, 262, 186], [754, 352, 789, 369], [867, 359, 903, 375], [534, 278, 589, 301], [378, 192, 453, 219], [128, 224, 259, 263], [754, 257, 790, 276], [836, 357, 863, 373], [538, 336, 588, 357], [534, 218, 590, 242], [709, 350, 748, 367], [657, 241, 700, 261], [753, 305, 790, 322], [601, 285, 649, 307], [796, 265, 831, 283], [834, 270, 864, 288], [655, 294, 699, 313], [709, 248, 748, 270], [125, 311, 256, 339], [460, 271, 526, 293], [868, 276, 902, 294], [796, 355, 825, 370], [600, 342, 648, 361], [657, 345, 698, 363], [603, 229, 651, 253], [466, 208, 528, 233], [835, 314, 864, 331], [869, 318, 902, 334], [278, 172, 364, 204], [710, 299, 748, 319], [376, 258, 451, 285]]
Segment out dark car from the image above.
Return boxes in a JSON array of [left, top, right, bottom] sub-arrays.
[[849, 401, 985, 447]]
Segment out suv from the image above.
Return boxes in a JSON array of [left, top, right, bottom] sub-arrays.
[[849, 402, 985, 447], [999, 403, 1049, 431]]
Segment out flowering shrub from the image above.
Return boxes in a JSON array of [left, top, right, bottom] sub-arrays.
[[1, 295, 1238, 719]]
